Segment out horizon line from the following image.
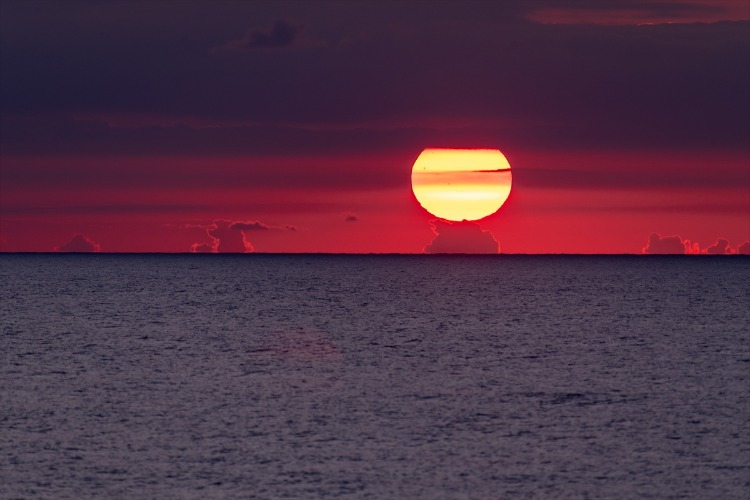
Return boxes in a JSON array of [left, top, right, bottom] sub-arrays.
[[1, 252, 747, 257]]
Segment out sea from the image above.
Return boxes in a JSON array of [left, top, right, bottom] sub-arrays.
[[1, 254, 748, 499]]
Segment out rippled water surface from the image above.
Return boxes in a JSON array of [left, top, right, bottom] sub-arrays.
[[2, 255, 749, 498]]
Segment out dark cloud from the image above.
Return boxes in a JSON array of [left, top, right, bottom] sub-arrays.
[[193, 219, 254, 253], [190, 219, 293, 253], [217, 20, 303, 51], [642, 232, 688, 254], [190, 242, 214, 253], [425, 220, 500, 254], [641, 233, 750, 254], [343, 213, 358, 222], [1, 4, 747, 156], [706, 238, 732, 255], [55, 233, 101, 252]]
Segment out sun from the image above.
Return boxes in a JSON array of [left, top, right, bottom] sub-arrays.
[[411, 148, 512, 221]]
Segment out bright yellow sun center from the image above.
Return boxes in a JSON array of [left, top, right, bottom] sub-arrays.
[[411, 148, 512, 221]]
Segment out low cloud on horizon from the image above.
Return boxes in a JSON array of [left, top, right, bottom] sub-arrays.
[[190, 218, 295, 253], [425, 220, 500, 254], [642, 232, 750, 255], [54, 233, 101, 253]]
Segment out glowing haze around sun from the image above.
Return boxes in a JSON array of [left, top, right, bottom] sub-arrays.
[[411, 148, 512, 221]]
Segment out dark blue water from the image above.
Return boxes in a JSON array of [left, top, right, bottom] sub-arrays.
[[2, 255, 749, 498]]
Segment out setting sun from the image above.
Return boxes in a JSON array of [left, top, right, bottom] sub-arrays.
[[411, 148, 512, 221]]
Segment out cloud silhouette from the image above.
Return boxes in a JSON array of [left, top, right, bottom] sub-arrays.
[[190, 242, 214, 253], [55, 234, 101, 252], [206, 219, 253, 253], [425, 220, 499, 254], [343, 213, 359, 222], [218, 20, 302, 51], [642, 232, 689, 254], [706, 238, 732, 255], [641, 233, 750, 255], [188, 219, 254, 253], [190, 218, 294, 253]]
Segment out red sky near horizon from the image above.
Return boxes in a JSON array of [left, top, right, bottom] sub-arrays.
[[1, 0, 748, 254]]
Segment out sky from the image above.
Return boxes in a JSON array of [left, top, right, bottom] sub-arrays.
[[1, 0, 748, 254]]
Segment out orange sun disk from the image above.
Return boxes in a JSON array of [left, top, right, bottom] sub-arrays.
[[411, 148, 512, 221]]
